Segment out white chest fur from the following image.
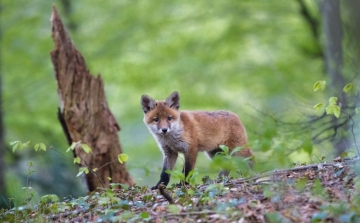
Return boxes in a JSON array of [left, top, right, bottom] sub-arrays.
[[151, 128, 188, 153]]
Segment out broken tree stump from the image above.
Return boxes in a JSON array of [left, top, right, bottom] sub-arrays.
[[50, 6, 134, 191]]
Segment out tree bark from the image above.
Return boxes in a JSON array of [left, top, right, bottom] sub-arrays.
[[321, 0, 345, 90], [50, 6, 134, 191], [320, 0, 349, 156]]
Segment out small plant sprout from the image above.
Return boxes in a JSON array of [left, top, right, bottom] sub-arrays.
[[313, 80, 326, 92], [118, 153, 129, 164], [34, 143, 46, 152], [10, 140, 30, 153], [313, 81, 359, 119]]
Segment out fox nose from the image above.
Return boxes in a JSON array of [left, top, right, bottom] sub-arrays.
[[161, 128, 168, 133]]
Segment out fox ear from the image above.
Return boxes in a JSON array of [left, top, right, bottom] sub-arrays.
[[165, 91, 180, 110], [141, 95, 157, 114]]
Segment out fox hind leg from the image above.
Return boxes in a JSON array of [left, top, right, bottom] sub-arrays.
[[206, 148, 230, 177]]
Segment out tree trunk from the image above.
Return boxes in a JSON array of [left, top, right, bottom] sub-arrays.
[[0, 2, 7, 207], [0, 58, 6, 209], [344, 0, 360, 155], [320, 0, 349, 156], [50, 6, 134, 191]]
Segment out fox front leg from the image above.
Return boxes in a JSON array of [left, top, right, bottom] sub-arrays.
[[151, 148, 178, 190]]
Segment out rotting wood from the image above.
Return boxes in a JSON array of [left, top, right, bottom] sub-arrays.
[[50, 6, 134, 191]]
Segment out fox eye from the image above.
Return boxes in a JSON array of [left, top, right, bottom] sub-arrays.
[[167, 116, 172, 121], [153, 117, 159, 122]]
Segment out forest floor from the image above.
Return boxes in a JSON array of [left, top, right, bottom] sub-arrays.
[[1, 157, 359, 223]]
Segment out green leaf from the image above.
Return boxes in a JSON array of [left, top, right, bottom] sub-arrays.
[[343, 83, 353, 93], [313, 80, 326, 92], [67, 142, 77, 152], [311, 212, 327, 221], [35, 143, 46, 152], [327, 103, 341, 117], [34, 143, 39, 151], [76, 167, 89, 177], [12, 141, 22, 153], [140, 212, 150, 219], [328, 97, 338, 105], [22, 141, 30, 148], [168, 204, 180, 214], [92, 168, 98, 172], [263, 188, 273, 198], [313, 102, 325, 112], [105, 189, 114, 197], [185, 170, 195, 182], [107, 177, 112, 181], [74, 157, 81, 164], [118, 153, 129, 164], [219, 145, 229, 154], [10, 141, 19, 146], [165, 170, 185, 180], [81, 144, 92, 153], [326, 105, 334, 115], [76, 169, 84, 177], [41, 194, 59, 204], [98, 197, 111, 205], [355, 107, 360, 114], [39, 143, 46, 151], [189, 171, 198, 185], [118, 211, 134, 220], [230, 146, 244, 156], [333, 105, 340, 118], [327, 104, 341, 118]]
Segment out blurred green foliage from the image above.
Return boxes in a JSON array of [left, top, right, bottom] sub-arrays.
[[2, 0, 354, 200]]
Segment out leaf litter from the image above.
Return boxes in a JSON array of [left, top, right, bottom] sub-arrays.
[[1, 157, 359, 222]]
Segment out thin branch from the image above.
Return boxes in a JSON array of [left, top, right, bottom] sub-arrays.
[[296, 0, 320, 40], [311, 117, 349, 142], [49, 147, 74, 160], [342, 111, 360, 156]]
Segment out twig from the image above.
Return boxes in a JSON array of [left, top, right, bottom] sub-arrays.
[[158, 184, 175, 204], [153, 210, 217, 219], [342, 111, 360, 156]]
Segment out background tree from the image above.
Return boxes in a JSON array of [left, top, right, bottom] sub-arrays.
[[321, 0, 349, 155], [294, 0, 360, 156], [0, 0, 7, 208], [0, 51, 6, 209], [51, 7, 134, 190]]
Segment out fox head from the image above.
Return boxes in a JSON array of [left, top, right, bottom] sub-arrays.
[[141, 91, 180, 135]]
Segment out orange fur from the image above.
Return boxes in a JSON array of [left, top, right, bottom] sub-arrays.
[[141, 91, 252, 189]]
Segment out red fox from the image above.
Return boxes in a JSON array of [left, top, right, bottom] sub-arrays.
[[141, 91, 253, 189]]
